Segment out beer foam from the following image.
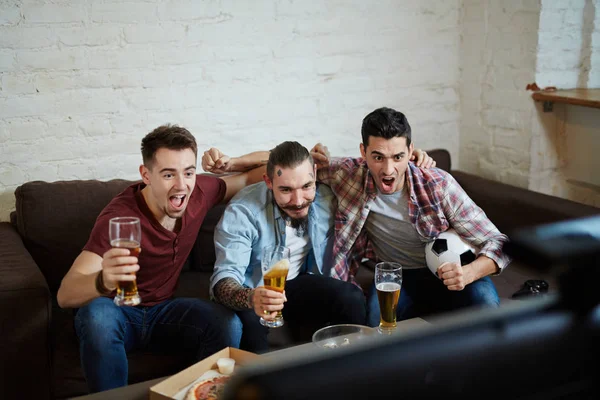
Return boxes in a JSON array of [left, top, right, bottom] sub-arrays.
[[270, 259, 290, 270], [376, 282, 401, 292]]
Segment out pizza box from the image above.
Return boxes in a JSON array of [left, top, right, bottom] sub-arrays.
[[149, 347, 259, 400]]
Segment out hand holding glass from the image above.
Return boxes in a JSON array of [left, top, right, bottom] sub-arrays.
[[109, 217, 142, 306], [260, 245, 290, 328], [375, 262, 402, 334]]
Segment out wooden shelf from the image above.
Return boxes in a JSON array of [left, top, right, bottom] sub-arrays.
[[532, 89, 600, 111]]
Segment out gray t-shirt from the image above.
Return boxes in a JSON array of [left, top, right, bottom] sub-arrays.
[[364, 187, 427, 269]]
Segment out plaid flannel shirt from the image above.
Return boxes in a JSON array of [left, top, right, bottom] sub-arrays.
[[317, 157, 511, 284]]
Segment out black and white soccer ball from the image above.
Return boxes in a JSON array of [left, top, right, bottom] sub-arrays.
[[425, 228, 478, 278]]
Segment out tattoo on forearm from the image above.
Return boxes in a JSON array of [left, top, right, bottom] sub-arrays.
[[213, 278, 254, 311]]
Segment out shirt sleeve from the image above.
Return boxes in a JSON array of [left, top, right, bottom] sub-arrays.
[[209, 202, 257, 298], [316, 157, 348, 191], [197, 175, 227, 208], [83, 207, 117, 258], [440, 173, 511, 272]]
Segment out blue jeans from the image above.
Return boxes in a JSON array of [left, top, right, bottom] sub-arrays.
[[74, 297, 242, 393], [367, 268, 500, 327]]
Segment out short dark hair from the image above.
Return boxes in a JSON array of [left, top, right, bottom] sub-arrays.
[[141, 124, 198, 168], [361, 107, 412, 148], [267, 141, 313, 180]]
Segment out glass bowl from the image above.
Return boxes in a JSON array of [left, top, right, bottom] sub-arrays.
[[312, 324, 377, 350]]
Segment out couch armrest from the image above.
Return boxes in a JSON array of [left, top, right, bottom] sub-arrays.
[[452, 170, 600, 235], [0, 222, 52, 400]]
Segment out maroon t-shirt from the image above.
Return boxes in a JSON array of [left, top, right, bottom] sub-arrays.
[[84, 175, 226, 306]]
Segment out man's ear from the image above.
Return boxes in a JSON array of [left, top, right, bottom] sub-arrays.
[[409, 142, 414, 158], [360, 143, 366, 159], [263, 173, 273, 190], [140, 164, 151, 185]]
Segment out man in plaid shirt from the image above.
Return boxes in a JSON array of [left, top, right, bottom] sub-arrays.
[[311, 107, 510, 326]]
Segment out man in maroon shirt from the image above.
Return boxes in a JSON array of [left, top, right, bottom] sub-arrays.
[[56, 125, 266, 394]]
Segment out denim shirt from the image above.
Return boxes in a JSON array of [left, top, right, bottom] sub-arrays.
[[209, 182, 336, 297]]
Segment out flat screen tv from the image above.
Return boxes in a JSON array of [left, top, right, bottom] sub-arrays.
[[223, 215, 600, 400]]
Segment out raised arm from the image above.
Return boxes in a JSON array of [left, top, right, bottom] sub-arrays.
[[220, 168, 266, 202], [202, 148, 270, 174], [201, 148, 270, 202]]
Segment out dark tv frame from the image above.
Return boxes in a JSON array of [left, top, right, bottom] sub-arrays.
[[223, 215, 600, 400]]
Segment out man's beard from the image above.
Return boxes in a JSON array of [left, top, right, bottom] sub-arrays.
[[284, 214, 309, 237], [287, 215, 308, 229], [278, 200, 313, 237]]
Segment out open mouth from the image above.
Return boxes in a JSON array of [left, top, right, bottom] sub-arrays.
[[380, 177, 396, 192], [169, 194, 187, 210]]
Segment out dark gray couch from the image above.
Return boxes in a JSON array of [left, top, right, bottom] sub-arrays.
[[1, 149, 598, 399]]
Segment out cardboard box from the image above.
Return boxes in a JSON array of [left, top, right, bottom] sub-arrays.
[[149, 347, 259, 400]]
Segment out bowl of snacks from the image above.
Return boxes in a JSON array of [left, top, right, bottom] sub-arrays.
[[312, 324, 377, 350]]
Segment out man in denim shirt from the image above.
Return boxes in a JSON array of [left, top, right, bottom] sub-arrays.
[[208, 141, 367, 352]]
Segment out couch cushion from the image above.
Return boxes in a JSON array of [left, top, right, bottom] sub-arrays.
[[452, 171, 600, 233], [173, 269, 212, 300], [13, 179, 134, 294]]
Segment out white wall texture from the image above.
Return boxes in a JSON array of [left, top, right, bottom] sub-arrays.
[[458, 0, 541, 189], [0, 0, 463, 221], [1, 0, 600, 222], [536, 0, 600, 89], [531, 103, 600, 207], [530, 0, 600, 207], [459, 0, 600, 208]]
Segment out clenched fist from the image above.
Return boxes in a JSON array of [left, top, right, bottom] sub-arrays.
[[310, 143, 330, 169], [202, 148, 231, 174]]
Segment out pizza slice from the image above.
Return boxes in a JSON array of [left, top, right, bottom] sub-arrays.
[[185, 375, 230, 400]]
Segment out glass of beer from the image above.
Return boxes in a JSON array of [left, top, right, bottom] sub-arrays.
[[260, 245, 290, 328], [109, 217, 142, 306], [375, 262, 402, 334]]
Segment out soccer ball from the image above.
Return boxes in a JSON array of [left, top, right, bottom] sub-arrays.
[[425, 228, 478, 278]]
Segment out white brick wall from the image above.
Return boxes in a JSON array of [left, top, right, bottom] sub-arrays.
[[3, 0, 598, 222], [0, 0, 463, 221], [458, 0, 540, 188], [530, 0, 600, 207], [459, 0, 600, 208], [536, 0, 600, 89]]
